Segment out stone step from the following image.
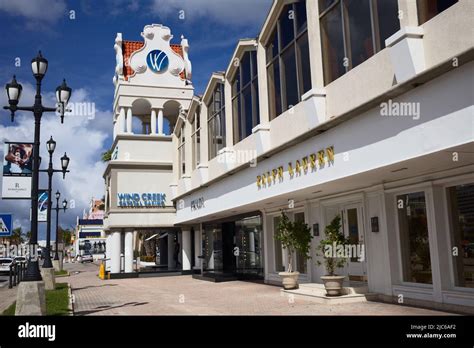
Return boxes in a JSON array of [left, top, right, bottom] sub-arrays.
[[281, 282, 378, 304]]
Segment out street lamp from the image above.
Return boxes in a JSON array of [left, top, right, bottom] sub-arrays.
[[3, 51, 72, 282], [56, 79, 71, 124], [39, 136, 70, 269], [5, 76, 22, 121], [53, 191, 68, 261]]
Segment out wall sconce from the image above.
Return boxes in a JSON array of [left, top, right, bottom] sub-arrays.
[[371, 217, 379, 232]]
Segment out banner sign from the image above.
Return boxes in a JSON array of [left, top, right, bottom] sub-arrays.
[[0, 214, 13, 237], [2, 142, 33, 199], [38, 190, 48, 222], [117, 193, 166, 207]]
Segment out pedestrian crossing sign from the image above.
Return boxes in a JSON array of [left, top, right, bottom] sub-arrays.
[[0, 214, 13, 237]]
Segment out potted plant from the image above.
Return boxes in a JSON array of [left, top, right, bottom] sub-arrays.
[[274, 211, 312, 290], [316, 215, 350, 296]]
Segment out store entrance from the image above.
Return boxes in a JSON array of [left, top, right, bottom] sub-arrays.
[[202, 214, 263, 280]]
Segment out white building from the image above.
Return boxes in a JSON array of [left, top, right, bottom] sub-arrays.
[[170, 0, 474, 312], [103, 24, 193, 276], [104, 0, 474, 312]]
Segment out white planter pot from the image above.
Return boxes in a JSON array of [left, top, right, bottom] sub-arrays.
[[321, 275, 346, 296], [279, 271, 300, 290]]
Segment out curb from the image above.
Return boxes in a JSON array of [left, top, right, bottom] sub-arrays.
[[56, 271, 71, 278], [67, 283, 74, 316]]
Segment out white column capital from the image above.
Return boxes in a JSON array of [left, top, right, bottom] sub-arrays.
[[151, 109, 157, 135], [157, 108, 164, 135], [126, 107, 133, 134]]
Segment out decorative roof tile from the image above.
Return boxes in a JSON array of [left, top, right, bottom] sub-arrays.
[[122, 40, 185, 81]]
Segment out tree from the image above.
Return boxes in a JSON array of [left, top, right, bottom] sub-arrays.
[[58, 227, 73, 246], [274, 211, 312, 273], [10, 227, 24, 245], [101, 149, 112, 162], [316, 215, 350, 276]]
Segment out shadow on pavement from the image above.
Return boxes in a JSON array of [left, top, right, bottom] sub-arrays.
[[74, 301, 149, 316], [73, 283, 119, 291]]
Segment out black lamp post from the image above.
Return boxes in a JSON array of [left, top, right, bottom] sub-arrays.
[[39, 136, 70, 269], [53, 191, 68, 261], [3, 51, 72, 281]]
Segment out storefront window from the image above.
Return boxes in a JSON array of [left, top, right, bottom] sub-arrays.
[[417, 0, 458, 25], [191, 107, 201, 170], [231, 51, 260, 144], [447, 183, 474, 288], [207, 83, 226, 160], [266, 0, 310, 120], [319, 0, 400, 85], [397, 192, 432, 284], [235, 216, 263, 276], [203, 224, 223, 272], [178, 124, 185, 177], [294, 212, 307, 274], [273, 216, 284, 272], [202, 214, 263, 278]]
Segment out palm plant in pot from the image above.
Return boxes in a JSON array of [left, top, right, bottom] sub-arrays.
[[274, 211, 312, 290], [316, 215, 350, 296]]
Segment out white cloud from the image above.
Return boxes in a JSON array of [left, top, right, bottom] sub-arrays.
[[0, 81, 111, 235], [0, 0, 66, 23], [150, 0, 273, 26]]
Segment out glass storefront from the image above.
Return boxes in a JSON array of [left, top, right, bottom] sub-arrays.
[[448, 183, 474, 288], [202, 213, 263, 279], [397, 191, 432, 284]]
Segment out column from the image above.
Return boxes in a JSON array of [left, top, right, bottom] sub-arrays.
[[167, 232, 175, 270], [118, 107, 125, 135], [151, 109, 157, 135], [248, 230, 256, 267], [105, 234, 111, 271], [158, 109, 164, 135], [194, 228, 201, 269], [305, 0, 325, 90], [126, 107, 132, 133], [182, 229, 192, 271], [110, 231, 121, 274], [113, 120, 117, 140], [124, 230, 133, 273]]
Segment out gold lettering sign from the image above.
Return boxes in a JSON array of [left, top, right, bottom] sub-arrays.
[[256, 146, 335, 188], [288, 162, 294, 177], [302, 156, 308, 172], [318, 150, 325, 166], [278, 166, 284, 179], [310, 154, 316, 169], [326, 146, 334, 162]]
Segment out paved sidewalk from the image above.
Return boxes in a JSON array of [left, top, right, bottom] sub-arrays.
[[65, 262, 454, 316], [0, 287, 17, 314]]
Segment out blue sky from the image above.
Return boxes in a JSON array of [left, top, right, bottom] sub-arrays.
[[0, 0, 273, 238]]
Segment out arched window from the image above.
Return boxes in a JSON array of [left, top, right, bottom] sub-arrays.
[[266, 0, 311, 120], [231, 50, 260, 144], [207, 83, 226, 160], [191, 106, 201, 170], [319, 0, 400, 85], [178, 124, 186, 177]]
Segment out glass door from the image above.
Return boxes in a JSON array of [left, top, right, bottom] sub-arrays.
[[342, 203, 366, 280], [234, 215, 263, 278]]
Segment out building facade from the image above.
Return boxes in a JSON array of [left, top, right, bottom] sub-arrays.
[[170, 0, 474, 312], [103, 24, 193, 275]]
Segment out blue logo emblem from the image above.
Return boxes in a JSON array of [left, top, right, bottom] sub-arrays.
[[147, 50, 169, 73]]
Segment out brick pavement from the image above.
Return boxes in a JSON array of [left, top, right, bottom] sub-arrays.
[[0, 287, 17, 314], [64, 262, 454, 316]]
